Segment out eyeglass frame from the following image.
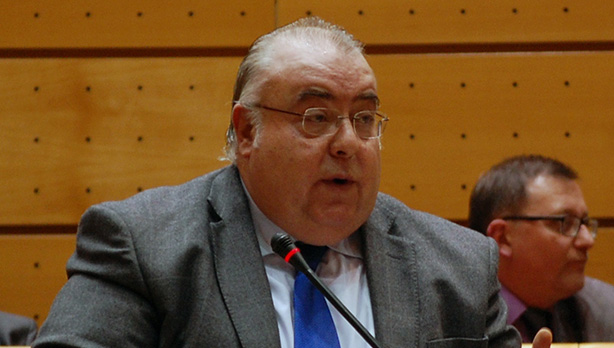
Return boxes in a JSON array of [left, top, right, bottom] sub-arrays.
[[244, 103, 389, 140], [501, 215, 598, 239]]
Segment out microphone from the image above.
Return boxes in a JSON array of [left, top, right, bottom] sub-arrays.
[[271, 232, 383, 348]]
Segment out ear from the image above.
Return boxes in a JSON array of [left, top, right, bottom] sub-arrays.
[[232, 104, 256, 158], [486, 219, 513, 259]]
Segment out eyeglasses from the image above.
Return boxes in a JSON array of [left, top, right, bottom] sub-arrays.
[[248, 104, 389, 139], [502, 215, 598, 239]]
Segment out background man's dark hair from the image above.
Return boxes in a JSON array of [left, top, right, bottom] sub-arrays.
[[469, 154, 578, 234]]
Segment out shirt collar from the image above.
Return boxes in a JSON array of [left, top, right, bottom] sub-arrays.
[[500, 285, 527, 325], [240, 178, 362, 259]]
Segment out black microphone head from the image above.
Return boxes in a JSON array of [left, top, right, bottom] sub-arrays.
[[270, 232, 296, 259], [271, 232, 312, 274]]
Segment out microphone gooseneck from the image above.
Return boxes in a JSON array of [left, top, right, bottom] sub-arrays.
[[270, 232, 383, 348]]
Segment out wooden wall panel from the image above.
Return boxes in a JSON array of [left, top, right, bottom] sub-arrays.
[[0, 0, 275, 48], [2, 1, 613, 49], [371, 52, 614, 219], [0, 58, 239, 224], [0, 234, 76, 326], [2, 53, 613, 224], [278, 0, 614, 45]]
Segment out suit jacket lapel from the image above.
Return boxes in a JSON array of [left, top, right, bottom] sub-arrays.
[[208, 166, 281, 348], [363, 200, 420, 348]]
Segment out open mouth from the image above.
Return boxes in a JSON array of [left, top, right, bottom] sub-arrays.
[[333, 178, 349, 185]]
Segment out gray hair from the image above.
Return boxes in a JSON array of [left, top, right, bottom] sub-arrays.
[[468, 154, 578, 234], [222, 16, 365, 162]]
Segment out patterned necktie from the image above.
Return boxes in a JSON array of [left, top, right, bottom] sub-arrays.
[[293, 243, 341, 348]]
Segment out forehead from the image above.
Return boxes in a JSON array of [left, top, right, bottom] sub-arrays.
[[262, 40, 378, 103], [524, 175, 587, 214]]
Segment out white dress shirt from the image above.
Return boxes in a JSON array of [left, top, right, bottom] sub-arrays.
[[244, 189, 375, 348]]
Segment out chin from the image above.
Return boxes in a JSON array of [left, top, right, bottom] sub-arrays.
[[318, 223, 358, 242], [296, 231, 351, 246], [313, 206, 363, 225], [559, 275, 586, 299], [285, 220, 355, 246]]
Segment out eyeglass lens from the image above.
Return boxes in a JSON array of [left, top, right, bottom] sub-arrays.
[[303, 108, 384, 139], [562, 216, 598, 238]]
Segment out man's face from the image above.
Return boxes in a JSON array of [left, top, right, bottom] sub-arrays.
[[505, 175, 595, 307], [235, 42, 381, 245]]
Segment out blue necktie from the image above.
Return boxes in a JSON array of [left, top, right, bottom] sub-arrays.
[[293, 243, 341, 348]]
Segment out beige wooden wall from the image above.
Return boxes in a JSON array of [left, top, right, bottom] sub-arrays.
[[1, 0, 613, 325]]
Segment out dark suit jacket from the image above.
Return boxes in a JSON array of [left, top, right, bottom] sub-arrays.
[[34, 165, 519, 347], [0, 311, 37, 345], [550, 276, 614, 342]]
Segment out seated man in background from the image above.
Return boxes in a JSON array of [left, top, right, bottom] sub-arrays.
[[469, 154, 614, 342], [33, 17, 551, 348], [0, 310, 37, 345]]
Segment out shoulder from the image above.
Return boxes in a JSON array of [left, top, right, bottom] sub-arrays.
[[374, 192, 490, 244], [571, 277, 614, 339], [82, 165, 238, 228], [576, 276, 614, 309], [0, 311, 37, 329], [101, 165, 234, 211], [72, 165, 244, 269], [0, 311, 37, 345], [372, 192, 496, 259]]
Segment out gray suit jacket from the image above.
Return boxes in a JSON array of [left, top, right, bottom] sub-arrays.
[[34, 165, 518, 348], [0, 311, 37, 345]]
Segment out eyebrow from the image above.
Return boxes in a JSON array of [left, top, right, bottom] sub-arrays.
[[297, 88, 380, 106], [562, 209, 590, 218], [297, 87, 333, 101], [357, 91, 380, 107]]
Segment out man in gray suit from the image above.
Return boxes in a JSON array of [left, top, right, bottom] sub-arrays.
[[469, 154, 614, 342], [0, 311, 37, 345], [34, 17, 551, 348]]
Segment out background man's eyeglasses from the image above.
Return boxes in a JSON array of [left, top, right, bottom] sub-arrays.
[[502, 215, 598, 239], [248, 104, 389, 139]]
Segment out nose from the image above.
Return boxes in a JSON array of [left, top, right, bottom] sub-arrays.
[[574, 223, 595, 250], [329, 117, 361, 158]]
